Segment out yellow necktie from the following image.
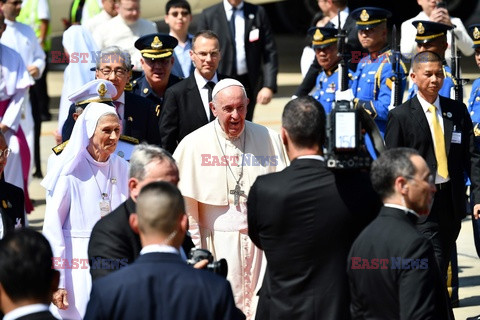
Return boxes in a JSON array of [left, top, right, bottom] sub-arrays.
[[428, 105, 448, 178]]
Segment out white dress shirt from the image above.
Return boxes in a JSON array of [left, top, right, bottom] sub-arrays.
[[223, 0, 247, 75], [194, 70, 219, 121]]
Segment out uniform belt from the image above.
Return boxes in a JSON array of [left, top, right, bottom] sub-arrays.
[[435, 181, 451, 191]]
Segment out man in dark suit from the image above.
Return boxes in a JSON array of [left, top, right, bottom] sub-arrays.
[[197, 0, 278, 121], [85, 181, 245, 320], [0, 132, 24, 236], [247, 96, 381, 320], [347, 148, 453, 320], [160, 30, 223, 154], [88, 144, 194, 280], [63, 47, 161, 144], [0, 229, 59, 320], [385, 51, 480, 274]]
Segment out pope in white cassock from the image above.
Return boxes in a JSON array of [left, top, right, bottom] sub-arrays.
[[173, 79, 287, 320], [42, 103, 129, 320]]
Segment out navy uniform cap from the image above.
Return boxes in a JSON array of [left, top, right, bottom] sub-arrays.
[[308, 27, 338, 49], [68, 79, 117, 105], [468, 24, 480, 48], [412, 20, 453, 44], [350, 7, 391, 30], [134, 33, 178, 59]]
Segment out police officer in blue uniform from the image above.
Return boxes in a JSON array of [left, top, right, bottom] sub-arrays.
[[310, 27, 353, 114], [132, 34, 183, 114], [407, 21, 455, 100], [350, 7, 407, 136], [468, 25, 480, 134]]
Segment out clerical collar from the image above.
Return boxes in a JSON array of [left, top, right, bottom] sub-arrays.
[[384, 203, 420, 217], [140, 244, 179, 256], [296, 155, 324, 161]]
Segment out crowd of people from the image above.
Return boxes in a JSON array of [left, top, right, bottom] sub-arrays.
[[1, 0, 480, 319]]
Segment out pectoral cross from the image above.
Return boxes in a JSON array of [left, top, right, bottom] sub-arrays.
[[229, 183, 246, 206]]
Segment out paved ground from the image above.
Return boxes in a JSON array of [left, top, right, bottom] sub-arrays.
[[27, 34, 480, 319]]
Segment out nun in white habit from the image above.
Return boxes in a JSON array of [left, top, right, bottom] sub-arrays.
[[42, 103, 129, 320]]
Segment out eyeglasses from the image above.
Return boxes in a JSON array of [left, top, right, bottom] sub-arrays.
[[0, 148, 11, 159], [193, 51, 220, 60], [169, 10, 190, 18], [405, 174, 435, 185], [98, 67, 128, 77]]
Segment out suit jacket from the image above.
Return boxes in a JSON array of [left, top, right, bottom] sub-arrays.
[[88, 197, 195, 280], [159, 74, 223, 154], [247, 158, 381, 320], [16, 311, 58, 320], [347, 206, 452, 320], [385, 95, 480, 221], [197, 2, 278, 92], [0, 177, 25, 232], [61, 92, 161, 145], [84, 252, 245, 320]]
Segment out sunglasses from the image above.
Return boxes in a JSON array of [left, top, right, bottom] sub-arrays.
[[169, 10, 190, 18]]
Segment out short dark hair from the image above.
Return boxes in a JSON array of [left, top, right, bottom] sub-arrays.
[[370, 148, 419, 199], [165, 0, 191, 14], [136, 181, 185, 235], [412, 50, 443, 71], [192, 30, 220, 49], [282, 96, 326, 149], [0, 229, 56, 303]]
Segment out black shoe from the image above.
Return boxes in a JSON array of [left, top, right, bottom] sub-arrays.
[[466, 315, 480, 320], [32, 171, 43, 178]]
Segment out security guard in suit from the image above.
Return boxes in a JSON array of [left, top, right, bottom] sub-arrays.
[[310, 27, 353, 115], [407, 21, 456, 100], [350, 7, 407, 136], [132, 33, 183, 117]]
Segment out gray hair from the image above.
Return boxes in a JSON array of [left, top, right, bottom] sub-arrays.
[[129, 144, 176, 180], [95, 46, 132, 71], [370, 148, 420, 200]]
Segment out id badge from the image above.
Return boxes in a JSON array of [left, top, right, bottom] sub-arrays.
[[99, 198, 111, 218], [451, 131, 462, 144]]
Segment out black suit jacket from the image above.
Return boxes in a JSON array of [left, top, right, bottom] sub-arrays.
[[85, 252, 245, 320], [247, 158, 381, 320], [347, 206, 452, 320], [88, 197, 194, 280], [159, 74, 224, 154], [385, 95, 480, 221], [197, 2, 278, 92], [62, 92, 161, 145], [16, 310, 58, 320], [0, 177, 25, 232]]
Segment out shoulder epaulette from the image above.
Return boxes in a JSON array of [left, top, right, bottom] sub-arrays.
[[124, 82, 133, 91], [52, 140, 69, 155], [119, 135, 139, 144]]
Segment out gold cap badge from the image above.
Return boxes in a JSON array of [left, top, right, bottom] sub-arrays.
[[417, 22, 425, 35], [97, 83, 107, 97], [360, 9, 369, 22], [151, 36, 163, 50], [313, 29, 324, 42], [474, 27, 480, 40]]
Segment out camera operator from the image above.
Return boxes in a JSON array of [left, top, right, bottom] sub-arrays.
[[247, 96, 381, 320], [85, 182, 245, 320]]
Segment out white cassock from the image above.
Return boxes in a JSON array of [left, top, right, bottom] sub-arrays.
[[83, 9, 113, 35], [42, 149, 129, 320], [92, 15, 158, 71], [1, 19, 46, 183], [173, 119, 287, 320], [0, 44, 32, 195]]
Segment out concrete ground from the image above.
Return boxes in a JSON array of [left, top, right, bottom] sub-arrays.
[[27, 34, 480, 319]]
